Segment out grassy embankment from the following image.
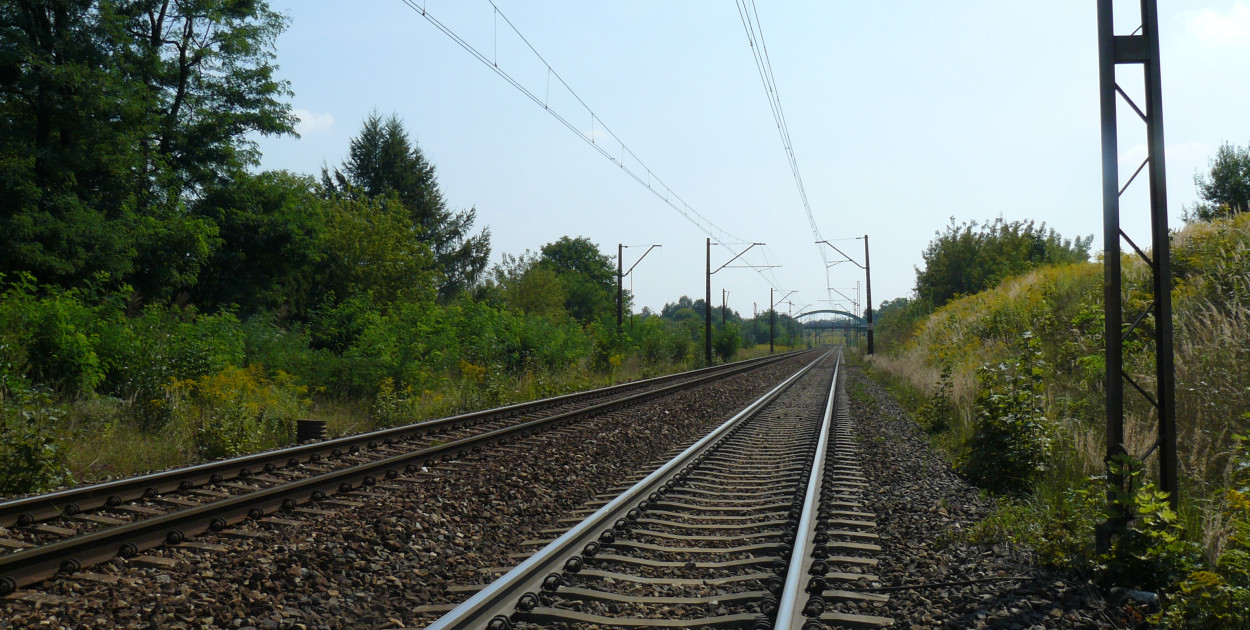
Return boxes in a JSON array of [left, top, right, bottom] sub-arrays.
[[862, 213, 1250, 626]]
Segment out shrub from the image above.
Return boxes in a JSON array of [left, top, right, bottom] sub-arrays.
[[713, 323, 741, 363], [0, 384, 73, 494], [164, 365, 308, 459], [1160, 433, 1250, 628], [371, 377, 419, 427], [957, 478, 1103, 568], [1100, 457, 1202, 592], [0, 277, 105, 394], [916, 362, 956, 433], [959, 332, 1054, 493]]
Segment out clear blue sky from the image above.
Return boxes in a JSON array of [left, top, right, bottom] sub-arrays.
[[256, 1, 1250, 318]]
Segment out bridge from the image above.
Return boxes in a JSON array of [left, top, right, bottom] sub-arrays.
[[794, 309, 866, 327]]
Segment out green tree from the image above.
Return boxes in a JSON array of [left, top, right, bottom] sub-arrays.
[[319, 193, 438, 308], [0, 1, 147, 287], [190, 171, 326, 318], [916, 217, 1092, 307], [713, 323, 741, 362], [324, 113, 490, 299], [490, 251, 567, 321], [112, 0, 296, 196], [1190, 142, 1250, 222], [0, 0, 296, 297], [538, 236, 616, 325]]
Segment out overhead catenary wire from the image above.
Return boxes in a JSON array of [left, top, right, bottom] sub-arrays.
[[734, 0, 836, 302], [398, 0, 785, 291]]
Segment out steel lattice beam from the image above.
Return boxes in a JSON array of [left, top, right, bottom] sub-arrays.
[[1096, 0, 1178, 548]]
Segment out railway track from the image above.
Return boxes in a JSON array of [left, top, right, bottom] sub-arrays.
[[427, 348, 894, 629], [0, 351, 809, 596]]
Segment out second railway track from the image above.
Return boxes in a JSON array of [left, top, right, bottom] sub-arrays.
[[428, 348, 894, 629], [0, 351, 811, 596]]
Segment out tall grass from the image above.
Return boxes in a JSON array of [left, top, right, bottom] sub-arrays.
[[869, 212, 1250, 567]]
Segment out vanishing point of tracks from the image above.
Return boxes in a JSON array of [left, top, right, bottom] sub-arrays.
[[428, 349, 895, 629], [0, 352, 806, 597]]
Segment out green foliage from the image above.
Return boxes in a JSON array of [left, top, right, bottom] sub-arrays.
[[959, 332, 1054, 493], [713, 323, 741, 363], [1189, 142, 1250, 222], [916, 362, 955, 433], [874, 296, 933, 354], [490, 251, 568, 320], [958, 478, 1103, 568], [164, 365, 308, 459], [191, 171, 326, 317], [0, 277, 104, 394], [916, 217, 1092, 308], [538, 236, 617, 325], [371, 377, 420, 427], [109, 306, 247, 428], [319, 193, 439, 308], [0, 383, 73, 494], [1160, 432, 1250, 628], [1098, 457, 1202, 593], [324, 112, 490, 299], [0, 0, 294, 293]]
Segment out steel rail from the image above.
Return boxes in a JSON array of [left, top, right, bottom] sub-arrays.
[[774, 348, 840, 629], [0, 350, 812, 595], [0, 351, 803, 529], [424, 349, 833, 630]]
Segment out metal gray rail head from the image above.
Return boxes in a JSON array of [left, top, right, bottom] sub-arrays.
[[423, 349, 833, 630], [0, 351, 804, 528], [774, 348, 841, 629]]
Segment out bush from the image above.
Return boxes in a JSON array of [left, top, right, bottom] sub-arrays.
[[1100, 457, 1202, 592], [958, 478, 1103, 568], [106, 306, 247, 429], [371, 377, 419, 427], [959, 332, 1054, 493], [1160, 434, 1250, 628], [0, 276, 105, 394], [916, 362, 956, 433], [164, 365, 308, 459], [713, 323, 741, 363], [0, 384, 73, 494]]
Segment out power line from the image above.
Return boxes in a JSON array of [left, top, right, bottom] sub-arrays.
[[399, 0, 784, 290], [734, 0, 834, 302]]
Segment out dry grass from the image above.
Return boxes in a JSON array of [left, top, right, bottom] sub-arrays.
[[869, 213, 1250, 557], [54, 354, 699, 485]]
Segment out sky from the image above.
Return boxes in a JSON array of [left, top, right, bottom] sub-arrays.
[[255, 1, 1250, 319]]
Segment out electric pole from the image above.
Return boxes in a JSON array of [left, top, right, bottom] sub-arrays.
[[617, 244, 661, 334], [863, 235, 874, 354], [1095, 0, 1177, 549], [705, 238, 712, 365], [617, 244, 624, 332], [817, 237, 875, 355], [705, 240, 770, 365]]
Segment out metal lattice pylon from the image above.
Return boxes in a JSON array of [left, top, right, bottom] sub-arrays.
[[1096, 0, 1177, 548]]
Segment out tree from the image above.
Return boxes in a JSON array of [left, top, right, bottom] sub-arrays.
[[324, 113, 490, 299], [537, 236, 616, 325], [916, 217, 1092, 307], [0, 0, 296, 296], [713, 323, 741, 363], [0, 1, 147, 287], [319, 193, 438, 308], [1190, 142, 1250, 222], [112, 0, 297, 197], [190, 171, 326, 318], [490, 251, 566, 320]]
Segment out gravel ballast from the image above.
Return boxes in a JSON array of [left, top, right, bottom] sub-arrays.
[[1, 355, 814, 629], [841, 367, 1135, 630]]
